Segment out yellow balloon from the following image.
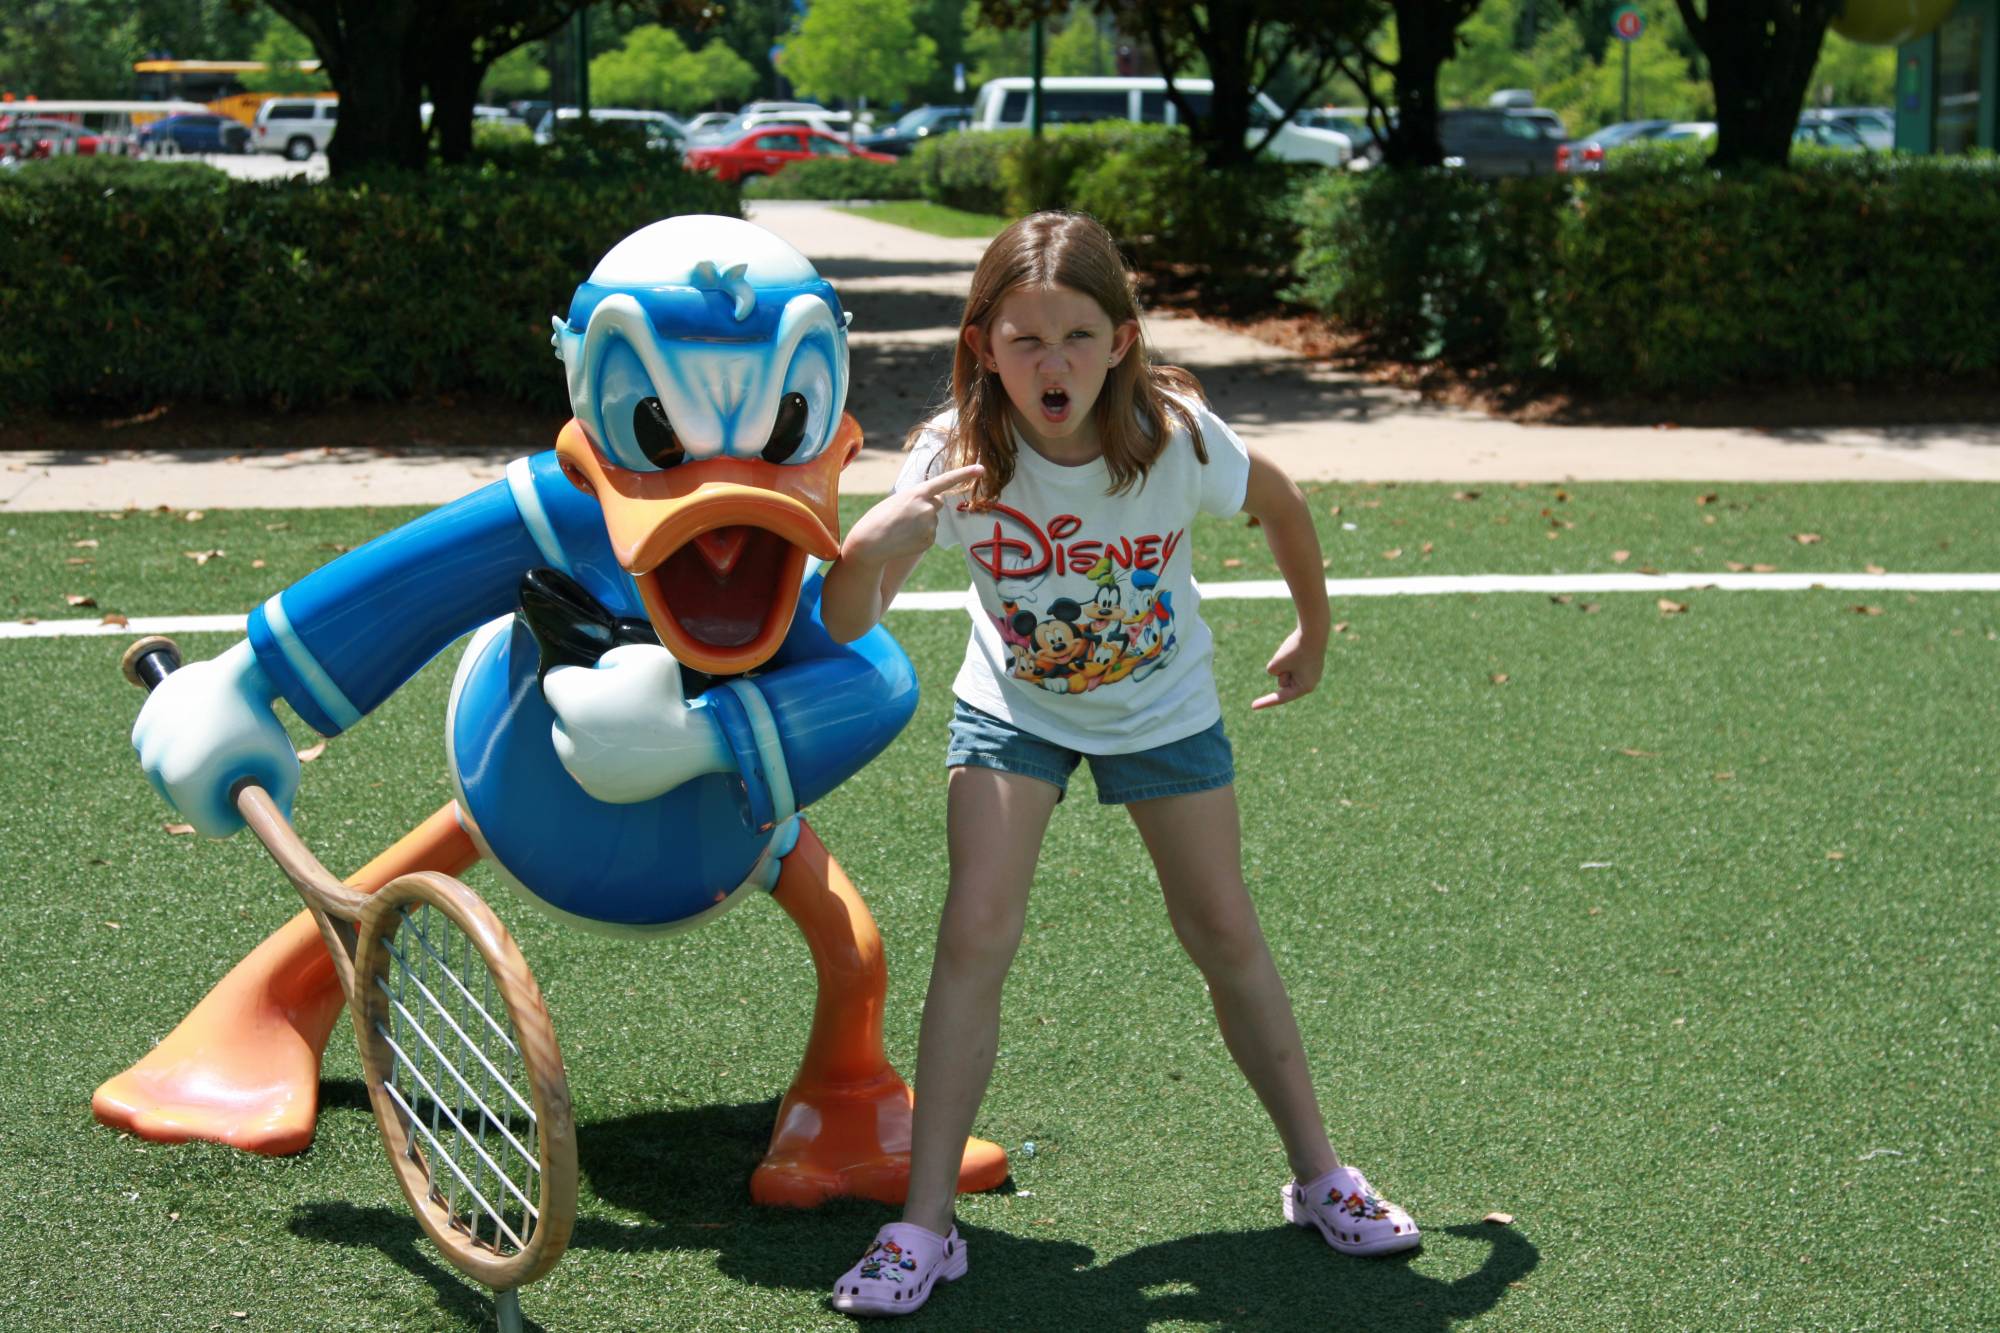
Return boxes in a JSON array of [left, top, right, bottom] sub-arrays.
[[1829, 0, 1958, 45]]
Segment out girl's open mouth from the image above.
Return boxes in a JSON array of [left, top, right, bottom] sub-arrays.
[[1039, 387, 1071, 423]]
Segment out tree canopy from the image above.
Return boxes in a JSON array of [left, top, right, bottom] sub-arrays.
[[591, 26, 758, 111], [783, 0, 940, 108]]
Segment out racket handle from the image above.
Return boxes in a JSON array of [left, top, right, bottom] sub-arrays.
[[122, 635, 183, 692]]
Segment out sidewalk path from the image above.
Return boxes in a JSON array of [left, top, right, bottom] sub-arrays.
[[4, 201, 1995, 513]]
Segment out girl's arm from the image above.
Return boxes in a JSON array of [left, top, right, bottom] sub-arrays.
[[821, 545, 927, 644], [1240, 446, 1331, 710], [821, 463, 984, 642]]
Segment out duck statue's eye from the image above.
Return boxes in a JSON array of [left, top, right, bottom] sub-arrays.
[[761, 392, 808, 464], [634, 397, 685, 468]]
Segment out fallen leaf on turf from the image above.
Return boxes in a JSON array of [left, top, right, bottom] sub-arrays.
[[1751, 563, 1778, 573], [1451, 490, 1482, 501], [1489, 673, 1509, 685], [104, 921, 121, 929], [1612, 550, 1631, 564], [1696, 493, 1719, 506], [1333, 621, 1350, 634], [1865, 563, 1886, 575], [65, 557, 92, 566], [101, 612, 129, 628], [1639, 565, 1662, 575], [72, 539, 99, 549], [1484, 1212, 1515, 1225], [1554, 489, 1569, 502], [1581, 602, 1601, 613], [1620, 748, 1658, 757], [1421, 541, 1434, 554], [164, 823, 195, 836], [1382, 548, 1402, 560], [1703, 514, 1717, 525], [65, 594, 96, 607], [1657, 599, 1688, 615], [1587, 906, 1602, 915], [1793, 532, 1823, 545], [264, 521, 290, 532], [297, 741, 327, 762], [1826, 851, 1846, 861], [1714, 771, 1735, 781], [183, 549, 224, 565], [1328, 504, 1342, 516], [1222, 558, 1243, 569], [1725, 561, 1748, 572], [1550, 594, 1573, 605], [1851, 605, 1884, 616], [184, 510, 205, 523]]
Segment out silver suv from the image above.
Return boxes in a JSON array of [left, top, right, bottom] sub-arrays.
[[253, 98, 337, 161]]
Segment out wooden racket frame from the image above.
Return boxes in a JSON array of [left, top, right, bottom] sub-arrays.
[[122, 636, 578, 1292]]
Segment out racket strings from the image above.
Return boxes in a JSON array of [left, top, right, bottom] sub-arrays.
[[376, 900, 543, 1259]]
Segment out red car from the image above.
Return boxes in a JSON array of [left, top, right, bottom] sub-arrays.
[[684, 125, 893, 183]]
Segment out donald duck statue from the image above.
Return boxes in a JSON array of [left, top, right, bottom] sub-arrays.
[[96, 214, 1009, 1207]]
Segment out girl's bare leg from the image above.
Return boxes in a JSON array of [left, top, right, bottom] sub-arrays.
[[1127, 785, 1339, 1183], [900, 766, 1062, 1236]]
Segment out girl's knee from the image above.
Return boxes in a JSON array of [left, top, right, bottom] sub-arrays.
[[935, 889, 1026, 975], [1168, 896, 1266, 977]]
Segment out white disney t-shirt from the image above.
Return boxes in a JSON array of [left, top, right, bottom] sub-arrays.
[[896, 396, 1252, 755]]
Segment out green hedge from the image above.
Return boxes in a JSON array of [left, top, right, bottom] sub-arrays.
[[913, 123, 1311, 288], [1290, 154, 2000, 392], [0, 146, 738, 415], [740, 155, 923, 200]]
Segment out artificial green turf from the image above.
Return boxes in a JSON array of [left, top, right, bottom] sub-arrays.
[[2, 521, 1997, 1330], [834, 201, 1007, 239], [6, 481, 1998, 622]]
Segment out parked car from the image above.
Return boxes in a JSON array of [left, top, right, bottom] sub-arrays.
[[1555, 118, 1673, 172], [1297, 105, 1379, 160], [858, 104, 971, 156], [0, 115, 114, 159], [137, 111, 251, 155], [684, 125, 894, 183], [253, 97, 337, 160], [1799, 106, 1893, 150], [1794, 116, 1871, 151], [686, 107, 864, 148], [1438, 107, 1569, 176], [534, 106, 685, 149], [1655, 121, 1716, 142], [682, 111, 737, 138], [969, 76, 1352, 165]]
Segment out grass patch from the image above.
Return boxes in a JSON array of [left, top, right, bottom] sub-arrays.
[[836, 200, 1006, 239], [1, 591, 1995, 1329], [1, 485, 1996, 1328]]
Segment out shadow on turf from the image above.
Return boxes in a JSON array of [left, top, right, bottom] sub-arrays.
[[287, 1097, 1538, 1329], [576, 1100, 1542, 1330], [290, 1201, 550, 1332]]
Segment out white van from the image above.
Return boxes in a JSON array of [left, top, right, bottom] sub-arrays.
[[252, 97, 337, 161], [968, 76, 1350, 165]]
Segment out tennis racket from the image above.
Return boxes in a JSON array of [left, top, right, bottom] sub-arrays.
[[124, 635, 577, 1326]]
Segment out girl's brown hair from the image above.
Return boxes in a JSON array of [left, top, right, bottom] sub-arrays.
[[912, 211, 1205, 506]]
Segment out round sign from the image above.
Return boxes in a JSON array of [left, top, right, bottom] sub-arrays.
[[1613, 5, 1645, 40]]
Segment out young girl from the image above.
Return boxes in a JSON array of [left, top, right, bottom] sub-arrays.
[[819, 212, 1417, 1317]]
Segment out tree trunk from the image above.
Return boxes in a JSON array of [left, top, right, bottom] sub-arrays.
[[426, 49, 485, 165], [1381, 0, 1455, 170], [1194, 6, 1254, 171], [271, 0, 430, 177], [1676, 0, 1841, 172]]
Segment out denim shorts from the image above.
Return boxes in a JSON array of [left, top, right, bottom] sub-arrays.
[[945, 698, 1235, 805]]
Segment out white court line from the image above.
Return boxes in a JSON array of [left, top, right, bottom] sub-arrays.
[[7, 572, 1998, 641]]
